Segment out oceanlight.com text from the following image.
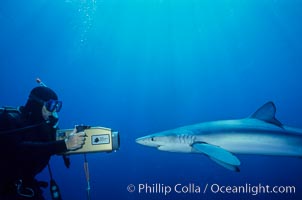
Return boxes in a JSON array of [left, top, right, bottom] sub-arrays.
[[206, 183, 295, 196]]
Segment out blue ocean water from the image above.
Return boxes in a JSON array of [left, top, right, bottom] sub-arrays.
[[1, 0, 302, 199]]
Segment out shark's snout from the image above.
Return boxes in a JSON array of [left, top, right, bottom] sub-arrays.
[[135, 136, 151, 146], [135, 135, 160, 148], [135, 137, 144, 145]]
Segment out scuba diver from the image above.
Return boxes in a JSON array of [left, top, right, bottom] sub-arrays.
[[0, 85, 86, 199]]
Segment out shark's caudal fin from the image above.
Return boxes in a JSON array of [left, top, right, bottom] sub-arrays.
[[250, 101, 283, 127], [192, 143, 241, 172]]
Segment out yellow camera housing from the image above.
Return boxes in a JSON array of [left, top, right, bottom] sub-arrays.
[[56, 126, 120, 154]]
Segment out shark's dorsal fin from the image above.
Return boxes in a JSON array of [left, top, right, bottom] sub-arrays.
[[250, 101, 283, 127]]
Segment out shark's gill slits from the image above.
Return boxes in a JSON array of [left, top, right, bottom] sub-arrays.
[[177, 134, 195, 145]]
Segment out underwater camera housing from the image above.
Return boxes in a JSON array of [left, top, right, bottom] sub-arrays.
[[56, 125, 120, 154]]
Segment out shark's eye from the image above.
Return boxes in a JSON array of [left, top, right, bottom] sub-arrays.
[[151, 137, 154, 141]]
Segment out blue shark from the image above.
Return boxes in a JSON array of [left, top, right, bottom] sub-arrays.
[[135, 102, 302, 171]]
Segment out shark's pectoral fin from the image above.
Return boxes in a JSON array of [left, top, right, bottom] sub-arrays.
[[192, 143, 241, 170], [210, 157, 240, 172]]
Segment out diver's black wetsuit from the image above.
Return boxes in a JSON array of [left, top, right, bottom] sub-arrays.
[[0, 107, 67, 199]]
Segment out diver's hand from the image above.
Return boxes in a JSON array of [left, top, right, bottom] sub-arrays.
[[65, 128, 86, 151]]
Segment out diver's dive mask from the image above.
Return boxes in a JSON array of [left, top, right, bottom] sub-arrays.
[[29, 94, 62, 128], [44, 99, 62, 113], [29, 94, 62, 112]]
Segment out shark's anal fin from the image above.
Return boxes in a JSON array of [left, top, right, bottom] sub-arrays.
[[250, 101, 283, 127], [192, 143, 240, 171]]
